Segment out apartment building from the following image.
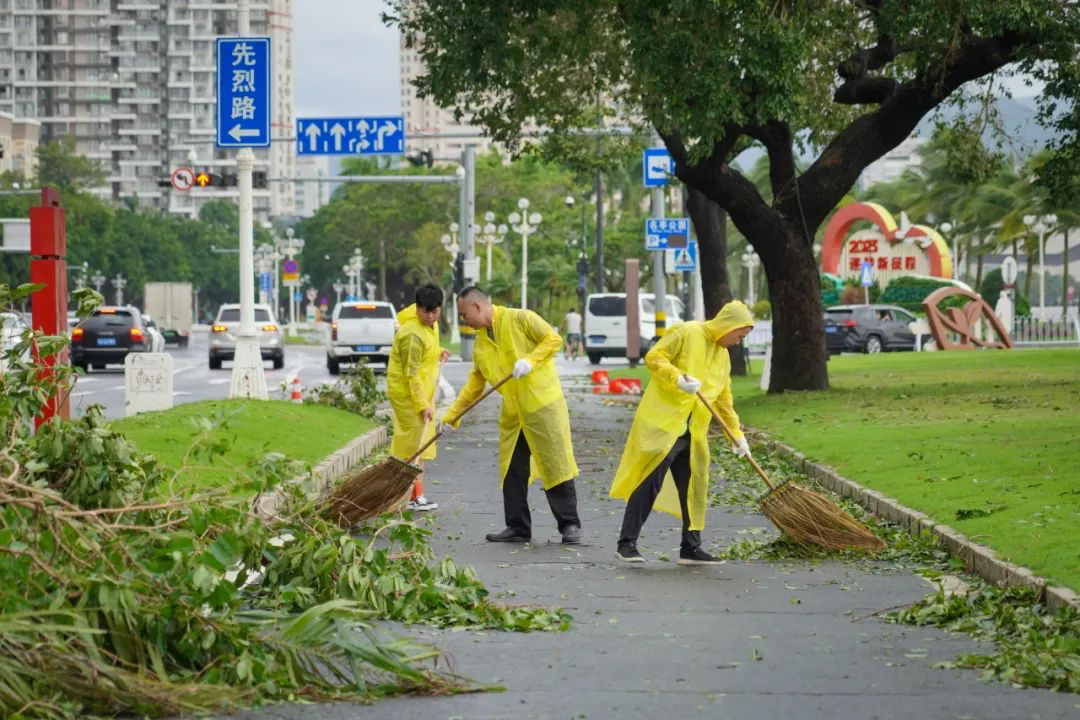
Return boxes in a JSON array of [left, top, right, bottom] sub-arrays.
[[0, 0, 294, 220], [0, 110, 38, 175]]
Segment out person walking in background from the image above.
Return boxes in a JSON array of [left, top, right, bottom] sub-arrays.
[[387, 284, 451, 512], [564, 307, 583, 361]]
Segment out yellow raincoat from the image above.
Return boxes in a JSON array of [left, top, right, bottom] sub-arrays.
[[444, 305, 578, 490], [387, 304, 444, 461], [609, 301, 754, 530]]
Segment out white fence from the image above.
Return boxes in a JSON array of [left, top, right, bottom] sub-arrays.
[[1011, 315, 1080, 347]]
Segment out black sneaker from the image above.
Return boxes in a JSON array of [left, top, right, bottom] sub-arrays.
[[615, 546, 645, 563], [678, 547, 724, 566], [485, 528, 531, 543], [561, 525, 582, 544]]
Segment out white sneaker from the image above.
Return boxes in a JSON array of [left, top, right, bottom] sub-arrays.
[[409, 496, 438, 512]]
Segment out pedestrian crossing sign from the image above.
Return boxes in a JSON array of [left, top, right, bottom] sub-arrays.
[[672, 241, 697, 271]]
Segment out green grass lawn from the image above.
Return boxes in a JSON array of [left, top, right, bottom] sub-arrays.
[[723, 349, 1080, 592], [111, 399, 374, 495]]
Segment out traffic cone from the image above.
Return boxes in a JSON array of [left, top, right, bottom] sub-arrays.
[[290, 376, 303, 404]]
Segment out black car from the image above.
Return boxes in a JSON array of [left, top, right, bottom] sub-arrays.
[[824, 304, 921, 355], [70, 306, 149, 371]]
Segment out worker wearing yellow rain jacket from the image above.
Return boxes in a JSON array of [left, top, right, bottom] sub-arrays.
[[610, 300, 755, 565], [441, 286, 582, 544], [387, 285, 451, 512]]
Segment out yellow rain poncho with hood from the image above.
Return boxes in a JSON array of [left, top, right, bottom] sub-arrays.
[[609, 301, 754, 530], [387, 304, 444, 461], [444, 305, 578, 489]]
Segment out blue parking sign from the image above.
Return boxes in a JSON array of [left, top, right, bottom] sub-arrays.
[[216, 37, 271, 148]]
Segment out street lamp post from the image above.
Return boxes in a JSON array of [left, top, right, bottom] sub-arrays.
[[480, 211, 507, 283], [278, 227, 304, 335], [1023, 213, 1057, 317], [441, 228, 461, 343], [740, 250, 759, 306], [332, 281, 344, 307], [254, 244, 273, 305], [348, 248, 364, 299], [508, 197, 542, 310], [111, 274, 127, 306], [90, 272, 106, 295], [565, 195, 589, 304]]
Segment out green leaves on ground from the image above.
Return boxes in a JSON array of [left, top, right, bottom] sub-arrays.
[[305, 362, 386, 418]]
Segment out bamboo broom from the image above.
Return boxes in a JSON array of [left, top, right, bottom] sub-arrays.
[[694, 388, 883, 552], [324, 373, 512, 527]]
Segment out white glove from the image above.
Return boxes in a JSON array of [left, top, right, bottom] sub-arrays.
[[676, 374, 702, 395], [512, 358, 533, 379], [438, 421, 456, 434], [732, 436, 751, 458]]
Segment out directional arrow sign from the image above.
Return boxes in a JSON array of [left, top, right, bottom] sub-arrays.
[[216, 37, 271, 148], [296, 116, 405, 156]]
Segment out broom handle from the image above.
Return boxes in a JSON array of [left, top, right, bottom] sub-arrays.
[[693, 387, 775, 491], [405, 373, 512, 464]]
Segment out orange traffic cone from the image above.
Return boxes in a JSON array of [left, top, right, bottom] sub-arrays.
[[290, 376, 303, 404]]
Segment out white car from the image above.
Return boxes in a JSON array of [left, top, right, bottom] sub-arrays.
[[326, 300, 398, 375], [141, 314, 167, 353], [209, 303, 284, 369], [0, 311, 30, 372], [584, 292, 686, 365]]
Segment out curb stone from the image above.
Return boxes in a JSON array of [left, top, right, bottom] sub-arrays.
[[747, 430, 1079, 612], [254, 424, 390, 519]]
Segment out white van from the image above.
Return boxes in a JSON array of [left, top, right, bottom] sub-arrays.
[[584, 293, 685, 364]]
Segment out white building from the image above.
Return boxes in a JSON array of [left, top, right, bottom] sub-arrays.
[[0, 0, 294, 220], [859, 136, 928, 189], [292, 154, 331, 218], [0, 110, 38, 176]]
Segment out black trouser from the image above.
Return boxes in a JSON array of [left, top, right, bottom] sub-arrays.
[[618, 432, 701, 552], [503, 432, 580, 536]]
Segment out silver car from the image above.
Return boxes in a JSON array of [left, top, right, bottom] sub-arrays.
[[208, 303, 284, 369]]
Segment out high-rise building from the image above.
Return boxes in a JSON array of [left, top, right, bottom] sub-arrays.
[[293, 154, 331, 218], [0, 110, 38, 176], [0, 0, 294, 220]]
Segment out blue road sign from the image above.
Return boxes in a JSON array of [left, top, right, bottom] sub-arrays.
[[296, 116, 405, 156], [672, 240, 698, 272], [643, 148, 674, 187], [860, 260, 874, 287], [259, 272, 272, 292], [645, 218, 690, 250], [216, 37, 271, 148]]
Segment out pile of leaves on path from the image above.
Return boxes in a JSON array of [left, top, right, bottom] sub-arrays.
[[706, 434, 1080, 695], [0, 284, 568, 719], [304, 362, 386, 418]]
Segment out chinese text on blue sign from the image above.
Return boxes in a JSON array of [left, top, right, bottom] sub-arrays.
[[643, 148, 674, 187], [645, 218, 690, 250], [216, 37, 270, 148], [296, 117, 405, 156]]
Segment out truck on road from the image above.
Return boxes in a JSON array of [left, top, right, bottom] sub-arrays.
[[143, 282, 193, 347]]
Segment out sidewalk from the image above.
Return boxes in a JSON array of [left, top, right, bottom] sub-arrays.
[[249, 366, 1079, 719]]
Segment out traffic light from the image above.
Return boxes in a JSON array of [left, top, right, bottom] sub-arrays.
[[406, 149, 434, 168], [194, 171, 221, 188], [452, 252, 465, 294], [253, 171, 268, 189]]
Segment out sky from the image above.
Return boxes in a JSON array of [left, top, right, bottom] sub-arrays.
[[293, 0, 400, 117]]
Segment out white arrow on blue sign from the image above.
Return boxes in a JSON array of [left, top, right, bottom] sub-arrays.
[[216, 37, 271, 148], [643, 147, 674, 187], [860, 260, 874, 287], [296, 117, 405, 156], [645, 217, 690, 250]]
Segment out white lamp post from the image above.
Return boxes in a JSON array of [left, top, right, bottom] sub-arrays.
[[1023, 213, 1057, 317], [279, 227, 304, 335], [111, 274, 126, 306], [254, 244, 274, 305], [480, 211, 508, 282], [440, 229, 461, 343], [348, 248, 364, 299], [508, 197, 542, 310], [90, 272, 106, 294], [332, 281, 344, 307], [740, 250, 759, 306]]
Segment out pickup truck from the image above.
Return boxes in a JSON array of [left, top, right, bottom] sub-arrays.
[[143, 282, 193, 347], [326, 301, 397, 375]]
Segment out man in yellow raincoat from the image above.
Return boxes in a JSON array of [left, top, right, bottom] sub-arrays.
[[441, 286, 582, 544], [609, 300, 754, 565], [387, 284, 451, 512]]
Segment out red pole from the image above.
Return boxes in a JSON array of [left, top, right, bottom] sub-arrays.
[[29, 187, 70, 428]]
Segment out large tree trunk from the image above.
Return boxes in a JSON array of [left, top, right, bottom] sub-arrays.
[[760, 225, 828, 393], [687, 187, 746, 375]]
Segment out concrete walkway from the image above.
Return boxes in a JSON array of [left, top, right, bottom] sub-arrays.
[[251, 364, 1079, 720]]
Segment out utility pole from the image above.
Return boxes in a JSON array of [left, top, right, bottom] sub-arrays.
[[229, 0, 267, 399], [595, 169, 605, 293], [461, 146, 477, 361], [650, 133, 666, 342]]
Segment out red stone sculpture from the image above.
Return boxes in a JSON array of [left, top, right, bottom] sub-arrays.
[[922, 287, 1014, 350]]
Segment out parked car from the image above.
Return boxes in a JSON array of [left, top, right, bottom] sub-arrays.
[[141, 314, 167, 353], [824, 304, 920, 354], [0, 311, 30, 372], [209, 303, 284, 369], [70, 306, 150, 371], [584, 292, 685, 365], [326, 300, 398, 375]]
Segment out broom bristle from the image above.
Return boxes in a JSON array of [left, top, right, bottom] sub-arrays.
[[323, 456, 421, 527], [759, 481, 884, 552]]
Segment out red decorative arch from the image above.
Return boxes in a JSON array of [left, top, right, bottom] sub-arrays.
[[821, 202, 951, 278]]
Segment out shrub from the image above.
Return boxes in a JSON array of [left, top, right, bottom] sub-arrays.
[[750, 299, 771, 319]]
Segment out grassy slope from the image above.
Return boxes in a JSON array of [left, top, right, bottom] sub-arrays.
[[728, 349, 1080, 591], [111, 399, 374, 493]]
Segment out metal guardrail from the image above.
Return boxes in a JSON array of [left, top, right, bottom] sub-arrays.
[[1011, 315, 1080, 346]]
